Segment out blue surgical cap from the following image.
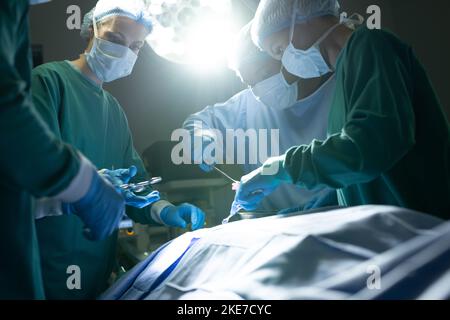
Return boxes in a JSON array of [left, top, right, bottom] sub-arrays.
[[252, 0, 340, 49], [80, 0, 153, 41]]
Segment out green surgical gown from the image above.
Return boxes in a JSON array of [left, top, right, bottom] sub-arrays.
[[284, 27, 450, 219], [31, 61, 158, 299], [0, 0, 81, 299]]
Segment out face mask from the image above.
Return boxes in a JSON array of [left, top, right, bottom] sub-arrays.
[[85, 16, 138, 83], [281, 1, 341, 79], [251, 73, 298, 111]]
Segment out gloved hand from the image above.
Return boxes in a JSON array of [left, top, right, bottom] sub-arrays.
[[192, 136, 216, 172], [66, 170, 125, 241], [160, 203, 206, 230], [123, 190, 160, 209], [232, 156, 292, 212], [101, 166, 161, 209], [101, 166, 136, 186]]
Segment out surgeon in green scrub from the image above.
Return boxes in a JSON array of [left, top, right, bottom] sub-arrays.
[[233, 0, 450, 219], [0, 0, 128, 299], [31, 0, 206, 299]]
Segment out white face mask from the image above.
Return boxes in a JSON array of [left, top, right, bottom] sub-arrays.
[[282, 1, 364, 79], [85, 16, 138, 83], [281, 1, 342, 79], [251, 72, 298, 111]]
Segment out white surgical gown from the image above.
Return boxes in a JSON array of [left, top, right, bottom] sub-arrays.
[[183, 75, 337, 211]]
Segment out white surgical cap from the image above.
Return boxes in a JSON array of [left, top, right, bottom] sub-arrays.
[[80, 0, 153, 40], [251, 0, 340, 49], [228, 20, 272, 75]]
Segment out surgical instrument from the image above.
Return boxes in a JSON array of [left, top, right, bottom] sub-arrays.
[[120, 177, 162, 193], [213, 166, 238, 183]]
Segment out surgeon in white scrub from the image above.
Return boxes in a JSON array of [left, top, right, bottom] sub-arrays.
[[183, 21, 338, 212]]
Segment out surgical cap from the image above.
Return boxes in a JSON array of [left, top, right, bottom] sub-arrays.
[[80, 0, 153, 41], [80, 8, 95, 41], [228, 21, 272, 75], [252, 0, 340, 49]]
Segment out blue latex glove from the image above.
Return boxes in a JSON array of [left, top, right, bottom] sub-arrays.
[[67, 170, 125, 241], [123, 190, 160, 209], [101, 166, 161, 209], [160, 203, 206, 230], [101, 166, 136, 185], [192, 136, 216, 172], [232, 156, 292, 212]]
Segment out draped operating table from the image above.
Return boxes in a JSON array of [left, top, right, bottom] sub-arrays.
[[102, 205, 450, 300]]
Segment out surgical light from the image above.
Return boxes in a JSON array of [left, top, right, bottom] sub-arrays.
[[144, 0, 237, 71]]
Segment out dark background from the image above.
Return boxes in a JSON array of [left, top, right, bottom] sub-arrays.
[[29, 0, 450, 154]]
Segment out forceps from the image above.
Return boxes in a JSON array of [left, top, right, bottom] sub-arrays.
[[120, 177, 162, 193]]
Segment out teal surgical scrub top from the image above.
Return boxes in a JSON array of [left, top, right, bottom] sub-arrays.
[[284, 27, 450, 219], [31, 60, 158, 299]]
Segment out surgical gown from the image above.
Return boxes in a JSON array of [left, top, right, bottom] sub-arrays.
[[184, 76, 338, 211], [0, 0, 81, 299], [284, 27, 450, 219], [31, 61, 159, 299]]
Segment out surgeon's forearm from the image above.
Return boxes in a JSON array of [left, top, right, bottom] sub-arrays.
[[126, 206, 158, 226], [183, 104, 217, 131], [0, 93, 82, 198], [284, 123, 413, 190], [0, 1, 81, 198], [183, 117, 219, 140], [126, 200, 172, 226]]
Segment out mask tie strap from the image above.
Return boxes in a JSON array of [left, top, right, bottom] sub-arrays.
[[340, 13, 365, 27], [313, 13, 364, 48], [93, 14, 99, 38], [312, 22, 341, 48], [288, 0, 299, 43], [85, 12, 99, 55]]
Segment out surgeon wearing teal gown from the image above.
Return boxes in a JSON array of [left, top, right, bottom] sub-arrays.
[[31, 1, 205, 299], [233, 0, 450, 219], [0, 0, 127, 299]]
